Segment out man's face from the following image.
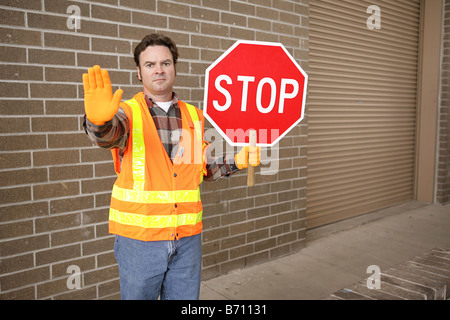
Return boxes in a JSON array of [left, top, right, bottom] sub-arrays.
[[137, 45, 176, 101]]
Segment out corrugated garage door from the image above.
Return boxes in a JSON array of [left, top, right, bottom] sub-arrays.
[[306, 0, 421, 229]]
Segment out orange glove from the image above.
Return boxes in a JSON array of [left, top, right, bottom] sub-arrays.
[[82, 65, 123, 125], [235, 146, 261, 170]]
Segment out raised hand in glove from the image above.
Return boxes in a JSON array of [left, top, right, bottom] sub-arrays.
[[82, 65, 123, 125], [235, 146, 261, 170]]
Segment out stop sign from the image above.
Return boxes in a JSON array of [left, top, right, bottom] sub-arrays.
[[203, 40, 308, 147]]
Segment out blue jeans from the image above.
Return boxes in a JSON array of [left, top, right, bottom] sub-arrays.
[[114, 233, 202, 300]]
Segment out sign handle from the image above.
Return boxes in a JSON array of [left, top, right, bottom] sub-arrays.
[[247, 129, 257, 187]]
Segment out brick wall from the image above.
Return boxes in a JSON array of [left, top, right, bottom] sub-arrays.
[[437, 0, 450, 204], [0, 0, 309, 299]]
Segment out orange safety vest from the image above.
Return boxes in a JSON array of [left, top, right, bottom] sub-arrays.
[[108, 92, 207, 241]]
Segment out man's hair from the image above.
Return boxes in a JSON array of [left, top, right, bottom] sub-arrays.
[[134, 33, 179, 67]]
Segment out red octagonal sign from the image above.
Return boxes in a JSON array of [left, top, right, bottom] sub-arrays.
[[203, 40, 308, 147]]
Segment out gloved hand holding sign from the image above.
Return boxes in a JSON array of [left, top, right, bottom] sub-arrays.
[[235, 146, 261, 170], [235, 130, 261, 187]]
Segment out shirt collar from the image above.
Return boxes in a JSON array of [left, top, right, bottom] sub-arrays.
[[144, 92, 179, 110]]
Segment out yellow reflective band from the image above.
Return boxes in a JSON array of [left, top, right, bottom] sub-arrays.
[[110, 208, 202, 229], [185, 103, 202, 143], [185, 103, 205, 183], [112, 185, 201, 204], [126, 99, 146, 191]]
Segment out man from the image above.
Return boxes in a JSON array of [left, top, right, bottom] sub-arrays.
[[83, 34, 260, 300]]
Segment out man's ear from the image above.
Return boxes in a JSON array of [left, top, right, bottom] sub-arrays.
[[137, 66, 142, 81]]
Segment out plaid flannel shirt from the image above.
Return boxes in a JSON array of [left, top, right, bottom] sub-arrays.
[[83, 93, 239, 181]]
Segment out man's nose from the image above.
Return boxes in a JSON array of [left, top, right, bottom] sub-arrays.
[[155, 64, 164, 73]]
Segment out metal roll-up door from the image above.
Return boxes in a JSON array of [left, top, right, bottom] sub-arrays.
[[306, 0, 421, 229]]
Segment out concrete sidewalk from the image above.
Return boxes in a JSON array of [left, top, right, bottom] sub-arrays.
[[199, 201, 450, 300]]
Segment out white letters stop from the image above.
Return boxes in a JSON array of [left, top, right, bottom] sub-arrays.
[[213, 75, 299, 114]]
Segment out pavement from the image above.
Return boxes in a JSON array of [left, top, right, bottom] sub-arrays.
[[199, 201, 450, 300]]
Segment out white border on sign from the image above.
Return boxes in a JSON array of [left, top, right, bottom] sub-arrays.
[[203, 40, 308, 148]]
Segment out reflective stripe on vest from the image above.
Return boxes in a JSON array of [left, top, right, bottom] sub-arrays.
[[129, 100, 145, 191], [112, 184, 200, 204], [110, 208, 203, 229], [185, 102, 202, 143], [184, 102, 208, 181]]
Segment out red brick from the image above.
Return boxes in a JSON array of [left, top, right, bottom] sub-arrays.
[[53, 286, 97, 300], [96, 222, 110, 238], [0, 168, 48, 187], [98, 279, 120, 298], [32, 116, 79, 132], [0, 201, 48, 222], [35, 244, 81, 266], [0, 117, 30, 133], [1, 267, 50, 291], [203, 0, 229, 10], [43, 67, 84, 83], [230, 243, 254, 259], [33, 149, 80, 166], [49, 164, 93, 181], [33, 181, 80, 200], [230, 221, 255, 236], [51, 227, 95, 246], [0, 46, 26, 63], [27, 12, 72, 31], [2, 0, 41, 10], [91, 37, 132, 54], [30, 83, 77, 99], [35, 212, 81, 233], [43, 0, 89, 15], [0, 65, 43, 81], [77, 52, 118, 69], [203, 250, 229, 268], [82, 208, 109, 225], [81, 20, 118, 37], [82, 237, 115, 256], [36, 278, 73, 300], [44, 32, 90, 50], [95, 162, 116, 177], [28, 49, 75, 66], [0, 234, 49, 256], [157, 1, 190, 18], [0, 254, 34, 275], [92, 5, 131, 23], [221, 12, 246, 27], [0, 287, 35, 300], [95, 192, 113, 207], [81, 177, 116, 194], [0, 99, 44, 115], [50, 195, 94, 214], [0, 220, 33, 240], [191, 7, 220, 22], [45, 100, 84, 115], [0, 27, 41, 46], [51, 256, 96, 279], [48, 133, 92, 149], [121, 0, 156, 10], [0, 186, 31, 205], [83, 265, 119, 286], [0, 152, 31, 170], [0, 82, 28, 98]]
